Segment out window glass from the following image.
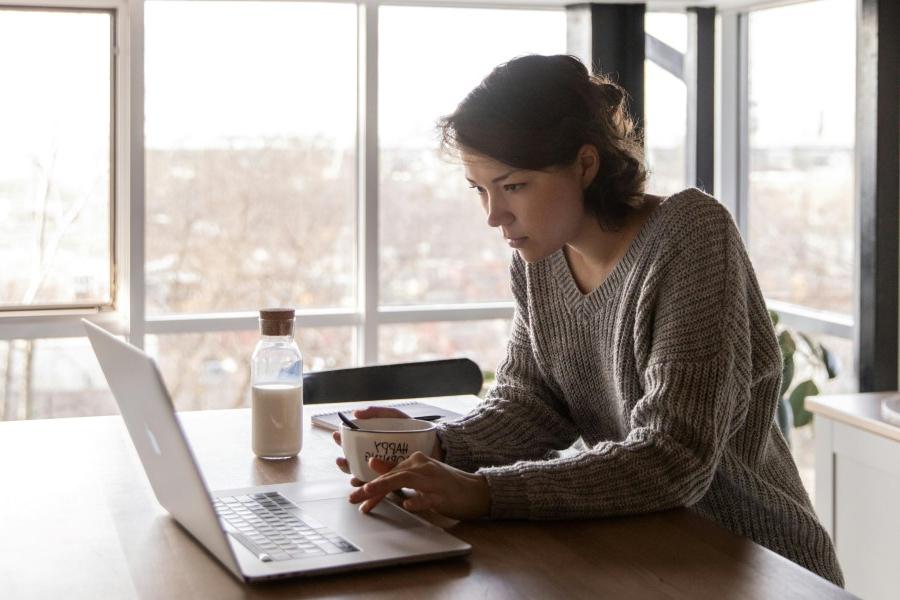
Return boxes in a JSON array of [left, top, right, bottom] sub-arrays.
[[645, 11, 688, 54], [0, 328, 352, 421], [378, 6, 566, 306], [147, 328, 353, 411], [644, 61, 688, 196], [0, 10, 113, 310], [644, 12, 688, 196], [145, 1, 357, 315], [747, 0, 855, 315], [379, 320, 511, 392], [0, 338, 114, 420]]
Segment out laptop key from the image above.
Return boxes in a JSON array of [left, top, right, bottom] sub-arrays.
[[321, 543, 344, 555], [335, 540, 359, 553]]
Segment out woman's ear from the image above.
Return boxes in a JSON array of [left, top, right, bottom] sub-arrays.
[[577, 144, 601, 190]]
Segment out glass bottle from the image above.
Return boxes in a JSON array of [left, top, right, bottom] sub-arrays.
[[250, 308, 303, 459]]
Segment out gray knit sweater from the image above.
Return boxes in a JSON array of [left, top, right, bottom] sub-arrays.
[[437, 188, 843, 586]]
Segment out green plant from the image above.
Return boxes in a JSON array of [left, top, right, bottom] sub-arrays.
[[479, 370, 496, 398], [769, 310, 839, 442]]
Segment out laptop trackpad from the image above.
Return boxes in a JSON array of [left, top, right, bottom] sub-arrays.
[[300, 497, 427, 534]]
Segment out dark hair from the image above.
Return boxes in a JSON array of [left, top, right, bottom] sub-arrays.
[[438, 54, 647, 231]]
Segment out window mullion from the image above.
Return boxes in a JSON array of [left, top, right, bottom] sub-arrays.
[[687, 7, 715, 192], [358, 0, 379, 366], [127, 0, 146, 350]]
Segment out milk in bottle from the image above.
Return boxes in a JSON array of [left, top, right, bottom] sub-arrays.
[[251, 308, 303, 459]]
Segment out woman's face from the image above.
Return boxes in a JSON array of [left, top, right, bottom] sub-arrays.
[[462, 148, 597, 263]]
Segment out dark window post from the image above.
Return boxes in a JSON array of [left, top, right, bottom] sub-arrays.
[[687, 7, 715, 193], [566, 3, 646, 134], [856, 0, 899, 391]]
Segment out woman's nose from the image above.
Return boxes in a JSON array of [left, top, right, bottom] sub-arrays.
[[485, 195, 513, 228]]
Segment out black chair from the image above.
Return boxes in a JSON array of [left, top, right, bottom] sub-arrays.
[[303, 358, 483, 405]]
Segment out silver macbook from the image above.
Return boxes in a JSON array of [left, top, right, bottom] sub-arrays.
[[83, 320, 470, 582]]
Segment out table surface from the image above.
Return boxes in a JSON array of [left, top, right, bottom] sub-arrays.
[[0, 395, 853, 599], [807, 390, 900, 442]]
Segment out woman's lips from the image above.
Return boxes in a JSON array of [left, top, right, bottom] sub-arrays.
[[506, 236, 528, 248]]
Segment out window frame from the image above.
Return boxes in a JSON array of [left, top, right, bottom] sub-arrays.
[[0, 1, 124, 317], [0, 0, 134, 339]]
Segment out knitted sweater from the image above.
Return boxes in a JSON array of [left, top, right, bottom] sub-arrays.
[[437, 188, 843, 586]]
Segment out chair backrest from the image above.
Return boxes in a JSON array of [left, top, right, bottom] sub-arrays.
[[302, 358, 483, 405]]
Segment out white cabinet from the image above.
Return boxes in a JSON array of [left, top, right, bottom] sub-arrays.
[[809, 393, 900, 600]]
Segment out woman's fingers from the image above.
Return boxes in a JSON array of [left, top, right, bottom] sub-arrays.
[[334, 458, 366, 486], [360, 493, 390, 514], [352, 406, 411, 420], [350, 469, 430, 505], [332, 431, 342, 446], [356, 474, 442, 514], [354, 456, 398, 513]]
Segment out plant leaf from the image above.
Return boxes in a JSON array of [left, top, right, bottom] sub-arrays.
[[820, 344, 840, 379], [769, 309, 780, 327], [789, 379, 819, 427], [776, 396, 793, 444], [781, 355, 794, 397], [778, 330, 796, 361], [797, 332, 817, 357]]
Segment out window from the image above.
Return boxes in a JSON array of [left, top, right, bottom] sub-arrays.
[[144, 1, 358, 315], [0, 9, 114, 311], [3, 0, 864, 427], [746, 0, 856, 317]]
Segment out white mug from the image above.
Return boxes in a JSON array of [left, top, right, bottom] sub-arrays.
[[340, 418, 437, 482]]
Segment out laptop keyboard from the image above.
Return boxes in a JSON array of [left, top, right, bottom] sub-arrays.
[[214, 491, 359, 562]]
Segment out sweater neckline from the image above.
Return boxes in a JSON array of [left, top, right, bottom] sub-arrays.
[[551, 190, 685, 316]]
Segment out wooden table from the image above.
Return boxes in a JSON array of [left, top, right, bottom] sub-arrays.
[[0, 395, 853, 599]]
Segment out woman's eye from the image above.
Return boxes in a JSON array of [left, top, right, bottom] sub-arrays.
[[504, 183, 526, 192], [469, 185, 486, 195]]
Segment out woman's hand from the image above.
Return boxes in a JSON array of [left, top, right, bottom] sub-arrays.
[[332, 406, 445, 486], [348, 451, 492, 521]]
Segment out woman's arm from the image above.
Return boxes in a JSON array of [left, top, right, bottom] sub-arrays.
[[477, 207, 770, 519]]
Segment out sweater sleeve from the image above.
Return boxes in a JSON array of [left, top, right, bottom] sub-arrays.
[[436, 254, 580, 473], [479, 204, 759, 519]]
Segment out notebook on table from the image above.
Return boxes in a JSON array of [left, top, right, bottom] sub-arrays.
[[311, 401, 464, 431]]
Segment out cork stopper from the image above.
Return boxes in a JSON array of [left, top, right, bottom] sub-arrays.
[[259, 308, 295, 336]]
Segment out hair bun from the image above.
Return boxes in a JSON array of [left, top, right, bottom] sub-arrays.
[[591, 77, 627, 112]]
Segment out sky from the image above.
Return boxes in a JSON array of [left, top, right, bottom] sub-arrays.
[[141, 2, 694, 150], [0, 11, 110, 181], [0, 0, 856, 178], [748, 0, 855, 147]]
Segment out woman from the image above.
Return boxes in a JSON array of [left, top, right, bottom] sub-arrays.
[[333, 54, 843, 586]]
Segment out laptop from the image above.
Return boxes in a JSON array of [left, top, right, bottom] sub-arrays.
[[83, 320, 471, 582]]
